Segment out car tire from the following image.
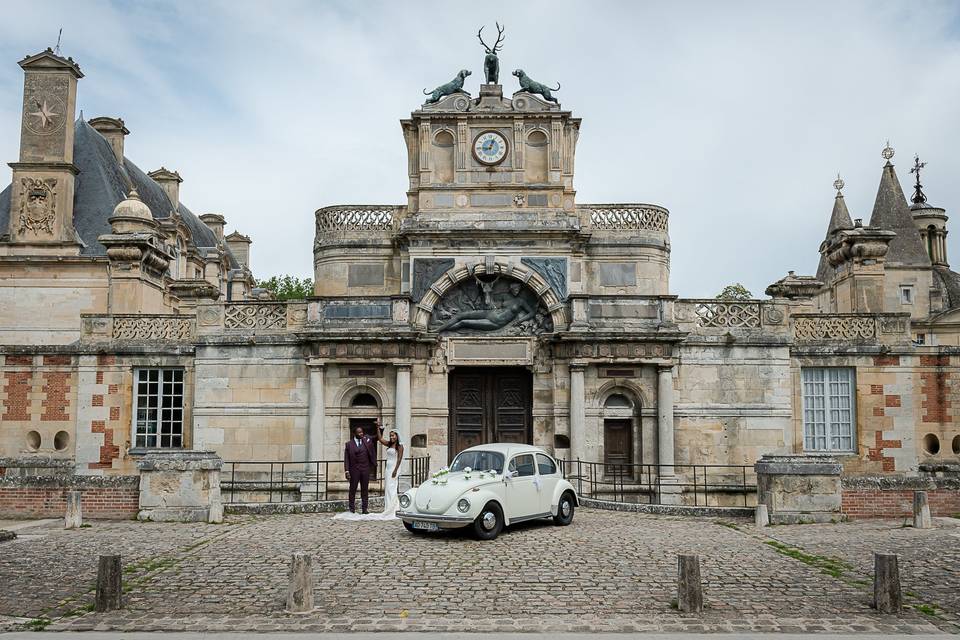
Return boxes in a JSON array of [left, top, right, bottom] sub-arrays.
[[472, 502, 503, 540], [553, 492, 575, 526], [402, 521, 418, 534]]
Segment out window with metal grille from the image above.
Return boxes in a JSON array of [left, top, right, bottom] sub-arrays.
[[801, 367, 855, 452], [133, 368, 184, 448]]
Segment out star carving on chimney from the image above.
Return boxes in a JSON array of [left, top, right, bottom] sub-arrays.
[[24, 93, 65, 135], [30, 100, 58, 128]]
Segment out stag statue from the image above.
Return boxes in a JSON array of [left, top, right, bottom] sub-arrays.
[[477, 23, 505, 85]]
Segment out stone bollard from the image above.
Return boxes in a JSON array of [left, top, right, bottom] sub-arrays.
[[913, 491, 932, 529], [677, 554, 703, 614], [95, 555, 122, 612], [65, 491, 82, 529], [285, 553, 315, 613], [873, 553, 901, 614], [755, 504, 769, 529]]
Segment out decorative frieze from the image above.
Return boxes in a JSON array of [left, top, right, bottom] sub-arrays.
[[314, 205, 400, 232], [223, 304, 287, 331], [694, 301, 761, 328], [793, 315, 876, 342], [581, 204, 669, 232], [113, 316, 195, 341]]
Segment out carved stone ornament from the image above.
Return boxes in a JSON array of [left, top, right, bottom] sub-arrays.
[[521, 257, 567, 299], [763, 306, 786, 325], [224, 304, 287, 330], [393, 299, 410, 323], [18, 177, 57, 235], [198, 306, 221, 326], [429, 341, 448, 373], [429, 274, 554, 336]]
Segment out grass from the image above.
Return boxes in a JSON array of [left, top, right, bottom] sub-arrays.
[[911, 603, 941, 618], [79, 523, 92, 529], [23, 617, 51, 631], [763, 540, 853, 579], [714, 520, 739, 531]]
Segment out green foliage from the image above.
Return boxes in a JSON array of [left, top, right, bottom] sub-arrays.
[[24, 617, 52, 631], [763, 540, 852, 579], [255, 275, 314, 301], [716, 283, 753, 300]]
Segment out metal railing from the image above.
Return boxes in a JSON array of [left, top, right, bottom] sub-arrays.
[[558, 460, 755, 507], [222, 456, 430, 504]]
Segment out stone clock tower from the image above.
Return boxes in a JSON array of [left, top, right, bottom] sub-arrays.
[[6, 49, 83, 253]]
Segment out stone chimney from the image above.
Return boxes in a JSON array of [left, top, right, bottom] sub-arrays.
[[225, 231, 252, 270], [88, 117, 129, 163], [199, 213, 225, 242], [147, 167, 183, 211]]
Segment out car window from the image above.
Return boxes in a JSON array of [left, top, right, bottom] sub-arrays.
[[536, 453, 557, 475], [509, 454, 536, 477], [451, 450, 504, 473]]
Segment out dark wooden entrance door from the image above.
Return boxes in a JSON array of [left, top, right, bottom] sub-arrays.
[[603, 418, 633, 470], [349, 417, 379, 479], [448, 367, 532, 458]]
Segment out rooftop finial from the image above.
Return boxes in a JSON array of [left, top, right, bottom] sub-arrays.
[[54, 28, 62, 56], [881, 139, 895, 163], [910, 154, 927, 205], [833, 173, 845, 195]]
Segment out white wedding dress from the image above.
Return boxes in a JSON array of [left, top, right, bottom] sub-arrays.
[[334, 445, 400, 521]]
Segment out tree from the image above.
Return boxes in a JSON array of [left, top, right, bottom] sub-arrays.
[[255, 275, 314, 301], [715, 283, 753, 300]]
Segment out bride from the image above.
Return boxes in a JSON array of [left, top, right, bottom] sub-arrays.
[[334, 420, 404, 521]]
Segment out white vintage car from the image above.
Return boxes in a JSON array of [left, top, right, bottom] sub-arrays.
[[397, 443, 577, 540]]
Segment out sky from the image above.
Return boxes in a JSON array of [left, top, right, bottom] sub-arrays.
[[2, 1, 960, 298]]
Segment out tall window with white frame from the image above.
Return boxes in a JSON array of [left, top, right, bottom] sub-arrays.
[[801, 367, 855, 452], [133, 368, 184, 448]]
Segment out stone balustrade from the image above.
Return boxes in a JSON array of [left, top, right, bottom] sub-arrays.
[[578, 204, 669, 232], [314, 205, 403, 232], [197, 302, 308, 334], [791, 313, 911, 344], [81, 314, 196, 341], [674, 299, 788, 331]]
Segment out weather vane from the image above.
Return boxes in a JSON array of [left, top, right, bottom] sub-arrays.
[[910, 154, 927, 205], [833, 173, 845, 194], [54, 28, 62, 56], [881, 140, 895, 162]]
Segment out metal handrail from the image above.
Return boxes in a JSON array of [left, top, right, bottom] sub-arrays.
[[222, 456, 431, 504]]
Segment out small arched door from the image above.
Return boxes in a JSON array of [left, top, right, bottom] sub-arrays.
[[603, 393, 635, 469]]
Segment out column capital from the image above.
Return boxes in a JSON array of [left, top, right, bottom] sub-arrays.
[[395, 362, 413, 371], [569, 361, 588, 372], [306, 358, 326, 369], [657, 364, 674, 374]]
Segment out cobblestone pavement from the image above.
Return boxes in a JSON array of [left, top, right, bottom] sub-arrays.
[[0, 511, 957, 633]]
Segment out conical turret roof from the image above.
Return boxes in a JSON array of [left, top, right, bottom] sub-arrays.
[[816, 192, 854, 283], [868, 162, 930, 267]]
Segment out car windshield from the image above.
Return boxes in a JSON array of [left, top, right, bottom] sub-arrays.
[[450, 450, 505, 474]]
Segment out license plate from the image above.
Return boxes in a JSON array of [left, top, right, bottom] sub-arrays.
[[412, 520, 439, 531]]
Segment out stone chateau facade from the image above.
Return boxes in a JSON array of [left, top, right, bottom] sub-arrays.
[[1, 48, 959, 504]]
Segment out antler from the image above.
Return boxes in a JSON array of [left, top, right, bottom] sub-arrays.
[[493, 22, 505, 52], [477, 26, 490, 51]]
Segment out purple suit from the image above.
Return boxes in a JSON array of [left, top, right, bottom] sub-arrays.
[[344, 435, 376, 512]]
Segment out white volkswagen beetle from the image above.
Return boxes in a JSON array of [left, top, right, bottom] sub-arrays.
[[397, 443, 577, 540]]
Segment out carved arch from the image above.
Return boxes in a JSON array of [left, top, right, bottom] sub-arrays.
[[413, 261, 569, 331], [335, 381, 389, 409], [591, 379, 648, 410]]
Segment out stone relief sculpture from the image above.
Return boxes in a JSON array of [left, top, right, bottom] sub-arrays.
[[521, 257, 567, 299], [423, 69, 471, 104], [18, 177, 57, 235], [411, 258, 455, 302], [430, 276, 553, 335], [477, 23, 505, 84], [513, 69, 560, 104]]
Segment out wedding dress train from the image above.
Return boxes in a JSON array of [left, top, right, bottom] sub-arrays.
[[333, 445, 399, 521]]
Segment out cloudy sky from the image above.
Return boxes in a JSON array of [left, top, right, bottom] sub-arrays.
[[2, 1, 959, 297]]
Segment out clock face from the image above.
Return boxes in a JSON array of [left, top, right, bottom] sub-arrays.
[[473, 130, 508, 165]]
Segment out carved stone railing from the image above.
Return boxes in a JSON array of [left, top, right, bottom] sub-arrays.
[[81, 314, 196, 341], [791, 313, 910, 343], [315, 205, 404, 232], [223, 303, 288, 330], [675, 299, 786, 329], [579, 204, 669, 232]]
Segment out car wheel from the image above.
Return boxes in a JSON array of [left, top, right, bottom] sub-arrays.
[[472, 502, 503, 540], [402, 521, 418, 534], [553, 492, 575, 526]]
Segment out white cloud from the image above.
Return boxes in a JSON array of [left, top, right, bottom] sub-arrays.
[[1, 0, 959, 297]]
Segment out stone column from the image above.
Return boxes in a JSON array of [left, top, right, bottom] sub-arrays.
[[395, 364, 412, 490], [657, 365, 675, 477], [569, 363, 586, 462], [307, 364, 325, 465]]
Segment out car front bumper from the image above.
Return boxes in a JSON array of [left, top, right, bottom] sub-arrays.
[[397, 511, 473, 529]]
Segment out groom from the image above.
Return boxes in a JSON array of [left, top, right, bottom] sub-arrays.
[[344, 425, 376, 514]]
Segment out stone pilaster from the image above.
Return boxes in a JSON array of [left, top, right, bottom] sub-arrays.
[[657, 365, 675, 475], [569, 363, 586, 461], [307, 364, 325, 463]]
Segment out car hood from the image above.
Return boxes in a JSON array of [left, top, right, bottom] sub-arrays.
[[414, 472, 501, 514]]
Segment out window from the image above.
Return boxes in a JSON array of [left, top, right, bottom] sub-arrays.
[[509, 454, 536, 477], [604, 393, 632, 408], [536, 453, 557, 475], [900, 286, 913, 305], [451, 450, 504, 473], [801, 367, 855, 452], [350, 392, 379, 407], [914, 333, 926, 345], [133, 368, 184, 448]]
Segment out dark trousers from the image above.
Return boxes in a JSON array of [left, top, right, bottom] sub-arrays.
[[348, 468, 371, 512]]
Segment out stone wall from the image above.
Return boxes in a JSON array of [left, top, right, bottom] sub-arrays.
[[841, 475, 960, 518], [0, 474, 139, 519]]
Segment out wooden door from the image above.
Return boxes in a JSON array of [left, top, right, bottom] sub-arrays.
[[603, 418, 633, 470], [448, 368, 531, 459]]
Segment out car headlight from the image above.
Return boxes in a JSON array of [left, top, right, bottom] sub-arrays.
[[399, 494, 411, 509], [457, 498, 470, 513]]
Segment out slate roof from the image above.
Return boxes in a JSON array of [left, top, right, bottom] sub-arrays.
[[868, 162, 931, 268], [933, 266, 960, 312], [0, 119, 237, 268], [816, 192, 854, 283]]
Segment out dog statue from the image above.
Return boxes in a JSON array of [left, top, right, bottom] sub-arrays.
[[423, 69, 472, 104], [512, 69, 561, 104]]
